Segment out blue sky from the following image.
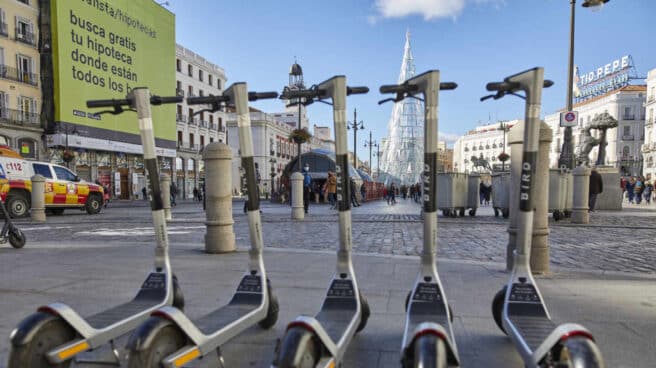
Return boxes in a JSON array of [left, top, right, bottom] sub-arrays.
[[168, 0, 654, 154]]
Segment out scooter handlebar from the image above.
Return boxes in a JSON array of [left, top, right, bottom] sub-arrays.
[[347, 86, 369, 95], [86, 98, 131, 108], [379, 84, 418, 94], [440, 82, 458, 90], [186, 95, 229, 105], [248, 91, 278, 101], [151, 96, 183, 105], [543, 80, 554, 88]]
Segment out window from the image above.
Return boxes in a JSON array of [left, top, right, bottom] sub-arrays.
[[177, 131, 183, 146], [217, 79, 221, 89], [209, 115, 214, 124], [189, 133, 194, 146], [210, 137, 214, 143], [17, 138, 36, 158], [188, 108, 194, 122], [198, 70, 203, 82], [199, 89, 204, 97], [188, 85, 193, 97], [15, 17, 34, 45], [53, 166, 77, 181], [218, 117, 223, 131], [18, 96, 37, 123], [187, 64, 193, 77], [176, 80, 182, 93], [209, 75, 213, 86], [0, 9, 7, 37], [0, 91, 7, 118], [622, 146, 630, 158], [32, 163, 52, 178], [623, 126, 631, 136], [200, 136, 205, 147], [17, 54, 34, 84], [176, 59, 181, 72]]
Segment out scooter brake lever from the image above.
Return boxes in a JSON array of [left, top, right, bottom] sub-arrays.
[[480, 94, 495, 102], [378, 97, 396, 105], [94, 105, 135, 115], [193, 108, 215, 116]]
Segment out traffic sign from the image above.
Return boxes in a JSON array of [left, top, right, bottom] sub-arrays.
[[560, 111, 578, 127]]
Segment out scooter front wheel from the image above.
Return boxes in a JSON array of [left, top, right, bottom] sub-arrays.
[[491, 286, 507, 334], [413, 334, 447, 368], [9, 228, 26, 248], [549, 336, 605, 368], [127, 320, 187, 368], [356, 291, 370, 332], [276, 326, 320, 368], [258, 281, 279, 329], [8, 313, 76, 368]]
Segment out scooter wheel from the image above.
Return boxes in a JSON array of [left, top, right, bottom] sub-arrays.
[[494, 208, 499, 217], [127, 320, 187, 368], [553, 210, 562, 221], [8, 313, 76, 368], [276, 326, 320, 368], [491, 286, 507, 334], [469, 209, 476, 216], [172, 274, 185, 311], [259, 281, 279, 329], [413, 333, 447, 368], [550, 336, 604, 368], [356, 292, 370, 332], [502, 209, 509, 218], [9, 228, 26, 249], [458, 208, 465, 217]]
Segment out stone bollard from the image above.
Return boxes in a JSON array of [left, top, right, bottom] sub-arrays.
[[30, 174, 46, 222], [291, 172, 304, 220], [571, 166, 591, 224], [203, 143, 235, 253], [507, 121, 552, 274], [160, 173, 172, 221]]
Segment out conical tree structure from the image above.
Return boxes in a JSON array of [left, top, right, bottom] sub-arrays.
[[380, 30, 425, 185]]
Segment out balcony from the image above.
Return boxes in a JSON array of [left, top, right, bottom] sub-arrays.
[[15, 29, 36, 46], [622, 135, 634, 141], [176, 114, 187, 123], [622, 114, 635, 120], [187, 117, 198, 126], [0, 108, 39, 125], [0, 23, 8, 37], [176, 143, 202, 153], [209, 123, 217, 130], [175, 88, 184, 97], [0, 65, 38, 86], [199, 121, 208, 128]]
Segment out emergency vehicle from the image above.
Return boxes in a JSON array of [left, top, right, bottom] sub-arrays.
[[0, 146, 104, 218]]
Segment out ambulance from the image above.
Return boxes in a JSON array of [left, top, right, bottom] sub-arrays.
[[0, 146, 104, 218]]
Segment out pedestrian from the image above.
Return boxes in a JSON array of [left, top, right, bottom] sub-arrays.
[[588, 168, 603, 212], [634, 177, 643, 204], [479, 181, 485, 205], [326, 171, 337, 209], [142, 186, 147, 200], [483, 180, 492, 205], [643, 180, 653, 205], [350, 178, 360, 207], [360, 182, 366, 203], [170, 182, 178, 206], [625, 177, 635, 203], [303, 164, 312, 214], [193, 187, 199, 201]]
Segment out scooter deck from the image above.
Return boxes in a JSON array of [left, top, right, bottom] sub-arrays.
[[315, 279, 357, 343], [506, 282, 555, 351], [86, 272, 167, 329], [196, 274, 264, 335], [407, 282, 452, 344]]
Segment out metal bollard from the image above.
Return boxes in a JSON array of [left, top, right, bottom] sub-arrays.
[[291, 172, 304, 220], [202, 143, 236, 253], [571, 166, 591, 224], [507, 121, 552, 274], [160, 173, 172, 221], [30, 174, 46, 222]]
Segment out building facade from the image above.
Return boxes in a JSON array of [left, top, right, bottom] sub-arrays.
[[0, 0, 42, 160], [546, 85, 646, 175], [453, 120, 518, 173], [174, 44, 227, 199], [643, 69, 656, 180]]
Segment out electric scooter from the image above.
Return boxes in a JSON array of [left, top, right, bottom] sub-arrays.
[[483, 67, 605, 367], [0, 166, 25, 248], [7, 88, 185, 367], [125, 83, 280, 368], [272, 76, 370, 368], [379, 70, 459, 368]]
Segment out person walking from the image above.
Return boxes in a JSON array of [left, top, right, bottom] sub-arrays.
[[588, 168, 603, 212], [634, 177, 644, 205], [170, 182, 178, 207], [142, 186, 148, 201], [360, 182, 367, 203], [643, 180, 653, 205], [303, 164, 312, 214], [350, 177, 360, 207], [625, 177, 635, 203], [326, 171, 337, 209]]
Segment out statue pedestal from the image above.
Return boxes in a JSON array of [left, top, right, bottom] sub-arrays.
[[593, 166, 622, 211]]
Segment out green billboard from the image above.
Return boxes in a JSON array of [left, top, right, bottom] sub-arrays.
[[51, 0, 176, 144]]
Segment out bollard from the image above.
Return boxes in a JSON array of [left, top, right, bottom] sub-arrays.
[[291, 172, 304, 220], [202, 143, 236, 253], [507, 121, 552, 274], [160, 173, 172, 221], [30, 174, 46, 222], [571, 165, 591, 224]]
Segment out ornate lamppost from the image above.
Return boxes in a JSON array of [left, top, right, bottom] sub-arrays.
[[347, 108, 364, 169], [364, 131, 377, 176]]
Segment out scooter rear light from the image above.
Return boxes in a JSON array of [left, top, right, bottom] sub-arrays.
[[151, 310, 174, 321], [414, 328, 448, 343], [37, 306, 60, 316], [559, 330, 595, 342], [286, 321, 316, 334]]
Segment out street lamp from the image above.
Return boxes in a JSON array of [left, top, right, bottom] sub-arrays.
[[269, 157, 277, 200], [364, 131, 377, 176], [497, 121, 510, 171], [347, 108, 364, 169], [374, 144, 381, 179], [558, 0, 610, 170]]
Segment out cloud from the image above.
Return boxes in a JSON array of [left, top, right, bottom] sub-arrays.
[[373, 0, 501, 21]]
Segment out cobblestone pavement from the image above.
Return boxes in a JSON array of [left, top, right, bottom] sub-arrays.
[[11, 198, 656, 275]]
